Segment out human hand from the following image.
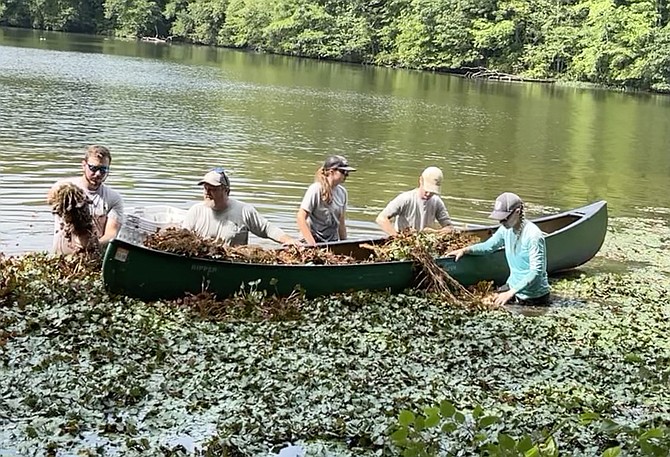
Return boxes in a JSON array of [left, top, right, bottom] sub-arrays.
[[422, 227, 437, 233], [282, 238, 304, 247], [446, 248, 467, 261], [493, 289, 516, 306]]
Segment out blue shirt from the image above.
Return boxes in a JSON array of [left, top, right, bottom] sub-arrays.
[[467, 221, 550, 299]]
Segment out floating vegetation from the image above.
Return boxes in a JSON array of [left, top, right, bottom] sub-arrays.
[[177, 283, 304, 322], [47, 183, 98, 253], [0, 217, 669, 455]]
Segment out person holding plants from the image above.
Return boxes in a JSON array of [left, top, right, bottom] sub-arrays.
[[446, 192, 550, 306], [48, 145, 124, 254], [296, 155, 356, 245]]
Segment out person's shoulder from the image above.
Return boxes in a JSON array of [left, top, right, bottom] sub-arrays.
[[524, 221, 544, 238], [230, 198, 257, 213], [187, 201, 208, 213], [100, 183, 123, 200]]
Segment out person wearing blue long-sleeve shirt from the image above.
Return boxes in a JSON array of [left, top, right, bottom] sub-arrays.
[[447, 192, 550, 306]]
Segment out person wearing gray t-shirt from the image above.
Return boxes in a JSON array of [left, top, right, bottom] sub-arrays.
[[376, 166, 453, 236], [182, 168, 300, 247], [296, 155, 356, 245]]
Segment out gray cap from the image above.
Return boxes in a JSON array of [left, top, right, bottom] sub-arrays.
[[197, 168, 230, 187], [489, 192, 523, 220]]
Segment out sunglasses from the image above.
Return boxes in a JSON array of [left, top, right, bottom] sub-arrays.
[[500, 208, 519, 224], [337, 168, 350, 177], [86, 162, 110, 174]]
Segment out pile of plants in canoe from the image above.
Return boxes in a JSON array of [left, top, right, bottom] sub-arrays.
[[143, 228, 478, 265]]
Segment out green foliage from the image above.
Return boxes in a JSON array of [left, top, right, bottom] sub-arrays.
[[4, 0, 670, 89], [104, 0, 166, 37], [1, 217, 670, 454]]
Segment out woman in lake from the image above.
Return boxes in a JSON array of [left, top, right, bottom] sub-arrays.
[[296, 155, 356, 245]]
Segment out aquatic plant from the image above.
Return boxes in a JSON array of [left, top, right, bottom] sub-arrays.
[[0, 216, 668, 455]]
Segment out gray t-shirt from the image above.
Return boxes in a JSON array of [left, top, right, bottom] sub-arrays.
[[52, 177, 124, 254], [299, 182, 347, 242], [182, 199, 287, 246], [380, 189, 451, 232]]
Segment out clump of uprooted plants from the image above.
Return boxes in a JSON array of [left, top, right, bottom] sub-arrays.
[[362, 229, 482, 304], [47, 183, 99, 254]]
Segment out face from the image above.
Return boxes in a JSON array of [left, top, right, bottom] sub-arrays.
[[418, 178, 435, 200], [202, 183, 228, 208], [499, 208, 520, 229], [82, 156, 111, 189], [329, 168, 349, 184]]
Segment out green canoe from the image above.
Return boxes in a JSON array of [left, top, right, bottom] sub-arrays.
[[102, 200, 607, 301]]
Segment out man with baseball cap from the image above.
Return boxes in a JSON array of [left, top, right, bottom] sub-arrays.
[[447, 192, 550, 306], [375, 166, 453, 236], [182, 167, 300, 246]]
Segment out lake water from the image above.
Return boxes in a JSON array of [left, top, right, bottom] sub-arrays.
[[1, 27, 669, 254]]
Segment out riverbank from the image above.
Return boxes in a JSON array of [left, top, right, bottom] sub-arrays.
[[1, 216, 669, 455]]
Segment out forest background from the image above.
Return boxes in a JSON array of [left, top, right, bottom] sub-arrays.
[[1, 0, 670, 92]]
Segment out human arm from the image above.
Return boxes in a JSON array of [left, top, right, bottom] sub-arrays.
[[243, 205, 293, 245], [337, 210, 347, 241], [446, 227, 506, 260], [376, 194, 404, 236], [296, 208, 316, 246], [375, 211, 397, 236], [98, 193, 124, 246], [435, 198, 453, 228]]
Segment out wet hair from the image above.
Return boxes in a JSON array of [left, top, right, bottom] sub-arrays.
[[84, 145, 112, 163], [314, 167, 337, 204]]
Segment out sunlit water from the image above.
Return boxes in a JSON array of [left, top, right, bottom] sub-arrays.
[[1, 27, 670, 256]]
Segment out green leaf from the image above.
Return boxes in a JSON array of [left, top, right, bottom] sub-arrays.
[[602, 446, 621, 457], [425, 412, 441, 428], [473, 404, 484, 419], [498, 433, 516, 450], [440, 400, 456, 418], [399, 410, 416, 427], [517, 435, 534, 453], [391, 426, 409, 444], [640, 428, 665, 440], [441, 422, 458, 434], [415, 416, 426, 432], [524, 445, 541, 457], [600, 419, 622, 434], [478, 415, 501, 429], [580, 411, 601, 425], [454, 412, 466, 424]]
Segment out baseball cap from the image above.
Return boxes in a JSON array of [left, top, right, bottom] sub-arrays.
[[197, 168, 230, 187], [421, 167, 443, 195], [489, 192, 523, 220], [323, 155, 356, 172]]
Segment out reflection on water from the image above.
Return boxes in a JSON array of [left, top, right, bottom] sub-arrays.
[[1, 28, 670, 255]]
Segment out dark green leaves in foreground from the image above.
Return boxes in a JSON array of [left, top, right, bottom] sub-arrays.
[[1, 216, 670, 455]]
